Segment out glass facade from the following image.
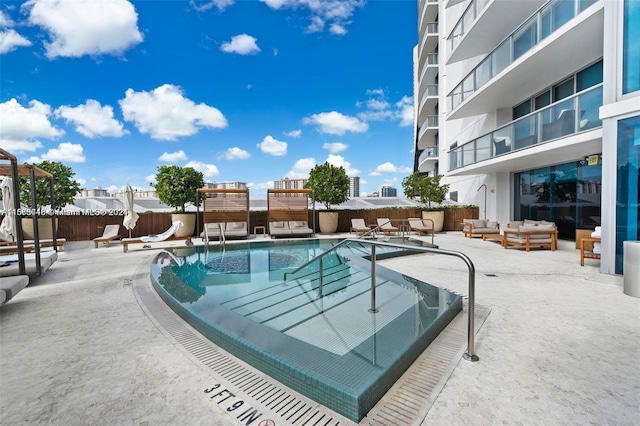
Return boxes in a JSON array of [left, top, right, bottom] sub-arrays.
[[616, 116, 640, 274], [515, 160, 602, 240], [623, 0, 640, 94]]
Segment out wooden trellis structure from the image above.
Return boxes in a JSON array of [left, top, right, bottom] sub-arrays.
[[267, 189, 315, 228], [196, 188, 250, 234]]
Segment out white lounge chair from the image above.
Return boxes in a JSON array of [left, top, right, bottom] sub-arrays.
[[376, 218, 399, 235], [122, 221, 190, 252], [93, 224, 122, 248]]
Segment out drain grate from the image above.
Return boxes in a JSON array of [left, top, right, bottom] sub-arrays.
[[485, 274, 498, 277], [131, 257, 490, 426]]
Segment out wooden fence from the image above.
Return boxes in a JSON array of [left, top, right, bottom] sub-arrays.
[[52, 207, 480, 241]]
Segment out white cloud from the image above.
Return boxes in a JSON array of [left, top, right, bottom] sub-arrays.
[[158, 150, 188, 162], [303, 111, 368, 135], [185, 160, 219, 178], [326, 154, 359, 176], [0, 11, 12, 27], [257, 135, 287, 156], [75, 178, 86, 186], [286, 157, 316, 179], [38, 142, 86, 163], [222, 147, 250, 160], [190, 0, 234, 12], [146, 174, 156, 183], [0, 29, 32, 54], [367, 98, 390, 110], [119, 84, 228, 141], [329, 23, 347, 35], [55, 99, 126, 138], [22, 0, 143, 58], [272, 47, 278, 56], [259, 0, 364, 35], [0, 98, 63, 152], [396, 96, 414, 127], [322, 142, 347, 153], [368, 162, 412, 176], [284, 129, 301, 138], [221, 33, 260, 55], [366, 88, 384, 96]]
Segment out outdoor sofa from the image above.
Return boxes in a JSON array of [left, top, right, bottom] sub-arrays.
[[502, 220, 558, 251], [462, 219, 500, 238], [269, 221, 313, 238]]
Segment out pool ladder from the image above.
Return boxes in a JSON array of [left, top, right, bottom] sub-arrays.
[[284, 237, 479, 362]]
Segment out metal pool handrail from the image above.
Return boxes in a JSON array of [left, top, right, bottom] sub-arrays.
[[284, 237, 479, 362]]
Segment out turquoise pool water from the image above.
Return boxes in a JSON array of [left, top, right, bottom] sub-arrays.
[[150, 238, 462, 422]]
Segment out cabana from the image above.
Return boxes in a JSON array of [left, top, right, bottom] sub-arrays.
[[196, 188, 250, 241], [0, 149, 58, 276], [267, 189, 314, 238]]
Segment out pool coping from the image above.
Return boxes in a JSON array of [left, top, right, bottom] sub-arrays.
[[133, 253, 491, 425]]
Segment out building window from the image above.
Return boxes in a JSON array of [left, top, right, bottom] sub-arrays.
[[623, 0, 640, 93], [514, 160, 602, 240], [616, 116, 640, 274]]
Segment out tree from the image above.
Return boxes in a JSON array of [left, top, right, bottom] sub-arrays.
[[19, 161, 81, 209], [153, 165, 204, 213], [304, 162, 350, 210], [402, 172, 450, 209]]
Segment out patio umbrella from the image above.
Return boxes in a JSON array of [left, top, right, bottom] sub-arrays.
[[0, 177, 15, 241], [122, 184, 139, 238]]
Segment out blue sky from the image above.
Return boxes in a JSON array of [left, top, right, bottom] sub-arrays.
[[1, 0, 417, 197]]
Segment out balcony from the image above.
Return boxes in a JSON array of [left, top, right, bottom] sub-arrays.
[[447, 0, 545, 64], [418, 84, 438, 121], [419, 0, 439, 35], [418, 146, 439, 173], [419, 22, 439, 61], [418, 53, 438, 87], [447, 0, 602, 120], [417, 116, 439, 151], [448, 84, 602, 171]]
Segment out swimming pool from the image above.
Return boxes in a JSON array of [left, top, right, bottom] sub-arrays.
[[150, 238, 462, 422]]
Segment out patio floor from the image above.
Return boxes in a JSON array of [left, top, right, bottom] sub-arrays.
[[1, 232, 638, 425]]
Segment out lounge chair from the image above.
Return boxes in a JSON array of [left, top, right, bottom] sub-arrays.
[[269, 221, 291, 238], [376, 218, 399, 235], [288, 221, 313, 237], [93, 224, 122, 248], [350, 219, 371, 236], [203, 222, 224, 245], [462, 219, 500, 238], [225, 222, 249, 239], [408, 218, 433, 235], [122, 221, 191, 252], [0, 275, 29, 306]]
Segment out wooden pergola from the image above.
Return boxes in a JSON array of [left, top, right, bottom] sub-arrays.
[[267, 189, 315, 229], [196, 188, 250, 236], [0, 148, 57, 275]]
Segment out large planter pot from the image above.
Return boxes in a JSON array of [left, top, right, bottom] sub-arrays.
[[21, 217, 58, 240], [318, 211, 339, 233], [171, 213, 196, 238], [422, 210, 444, 233]]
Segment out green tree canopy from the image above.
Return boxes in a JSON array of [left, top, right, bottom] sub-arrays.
[[19, 161, 80, 210], [153, 165, 204, 213], [304, 162, 350, 210], [402, 173, 450, 209]]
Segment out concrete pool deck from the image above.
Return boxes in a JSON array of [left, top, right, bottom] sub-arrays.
[[1, 232, 638, 425]]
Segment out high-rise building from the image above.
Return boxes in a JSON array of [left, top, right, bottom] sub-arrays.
[[414, 0, 639, 275], [204, 181, 247, 189], [349, 176, 360, 198], [273, 177, 308, 190], [380, 186, 397, 197]]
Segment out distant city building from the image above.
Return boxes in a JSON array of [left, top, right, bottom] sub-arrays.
[[78, 188, 110, 197], [349, 176, 360, 198], [380, 186, 397, 197], [369, 191, 380, 198], [113, 189, 157, 198], [273, 177, 308, 190], [204, 181, 247, 189]]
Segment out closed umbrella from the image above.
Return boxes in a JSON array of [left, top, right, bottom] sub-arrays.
[[122, 184, 139, 238], [0, 177, 15, 241]]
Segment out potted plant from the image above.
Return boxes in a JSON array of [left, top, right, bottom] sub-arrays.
[[153, 165, 204, 238], [305, 162, 349, 233], [402, 172, 450, 232], [19, 161, 80, 239]]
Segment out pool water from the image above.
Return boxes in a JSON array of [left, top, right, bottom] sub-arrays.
[[150, 238, 462, 422]]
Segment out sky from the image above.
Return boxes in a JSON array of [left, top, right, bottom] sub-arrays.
[[0, 0, 418, 197]]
